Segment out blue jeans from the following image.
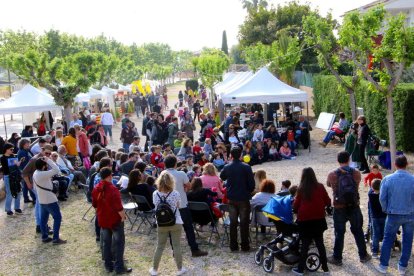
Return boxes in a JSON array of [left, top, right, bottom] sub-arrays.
[[287, 141, 296, 155], [122, 143, 130, 153], [33, 189, 41, 225], [323, 130, 336, 143], [179, 207, 199, 251], [135, 106, 140, 117], [22, 179, 36, 202], [102, 222, 125, 272], [333, 207, 368, 260], [380, 214, 414, 269], [4, 175, 21, 212], [40, 202, 62, 241], [103, 125, 112, 138], [371, 217, 385, 253]]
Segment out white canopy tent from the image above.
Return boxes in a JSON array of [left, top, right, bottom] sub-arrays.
[[0, 84, 61, 114], [220, 67, 308, 104], [117, 84, 131, 92], [75, 93, 90, 103], [214, 71, 253, 97]]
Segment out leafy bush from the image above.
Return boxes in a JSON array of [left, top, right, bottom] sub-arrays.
[[185, 79, 199, 91], [313, 75, 414, 152]]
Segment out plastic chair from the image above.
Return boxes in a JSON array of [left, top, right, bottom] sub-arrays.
[[188, 201, 220, 245]]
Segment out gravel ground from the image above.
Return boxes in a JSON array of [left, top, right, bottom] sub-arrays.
[[0, 82, 412, 275]]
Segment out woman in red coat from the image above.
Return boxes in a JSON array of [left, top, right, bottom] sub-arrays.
[[292, 167, 331, 275]]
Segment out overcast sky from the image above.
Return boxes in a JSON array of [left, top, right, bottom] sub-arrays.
[[1, 0, 375, 51]]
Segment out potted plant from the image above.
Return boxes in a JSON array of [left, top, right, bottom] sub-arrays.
[[127, 101, 135, 115]]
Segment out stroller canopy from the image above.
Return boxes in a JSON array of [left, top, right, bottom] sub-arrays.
[[262, 195, 294, 224]]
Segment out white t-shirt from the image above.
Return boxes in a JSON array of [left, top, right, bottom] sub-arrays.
[[165, 168, 189, 208], [118, 175, 129, 189], [153, 190, 183, 224]]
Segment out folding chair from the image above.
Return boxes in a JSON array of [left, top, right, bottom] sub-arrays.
[[188, 201, 220, 245], [130, 194, 156, 234], [252, 204, 275, 246], [122, 199, 138, 227], [219, 203, 231, 246], [79, 183, 95, 222]]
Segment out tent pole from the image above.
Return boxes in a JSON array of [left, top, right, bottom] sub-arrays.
[[3, 115, 8, 139], [306, 101, 309, 121]]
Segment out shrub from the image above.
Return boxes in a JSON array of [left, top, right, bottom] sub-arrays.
[[185, 79, 199, 92], [313, 75, 414, 152]]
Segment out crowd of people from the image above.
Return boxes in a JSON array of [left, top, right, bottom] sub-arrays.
[[1, 86, 413, 276]]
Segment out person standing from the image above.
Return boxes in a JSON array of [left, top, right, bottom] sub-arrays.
[[120, 120, 137, 153], [101, 109, 114, 141], [149, 171, 187, 276], [33, 156, 66, 244], [327, 151, 371, 266], [357, 115, 370, 174], [133, 95, 141, 118], [142, 112, 151, 152], [164, 155, 208, 257], [167, 117, 179, 149], [292, 167, 331, 275], [375, 156, 414, 275], [17, 138, 36, 204], [220, 146, 255, 252], [180, 113, 195, 141], [1, 143, 23, 216], [92, 168, 132, 274]]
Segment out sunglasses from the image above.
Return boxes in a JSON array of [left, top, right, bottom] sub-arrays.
[[44, 152, 52, 156]]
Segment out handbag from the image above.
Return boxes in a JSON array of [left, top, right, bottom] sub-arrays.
[[83, 156, 91, 170], [34, 178, 59, 194]]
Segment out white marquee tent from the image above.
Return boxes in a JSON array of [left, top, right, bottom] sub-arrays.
[[220, 67, 308, 104], [214, 71, 253, 97], [0, 84, 61, 114]]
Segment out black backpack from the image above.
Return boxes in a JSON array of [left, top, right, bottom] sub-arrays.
[[9, 167, 22, 198], [155, 192, 176, 227], [335, 168, 359, 208]]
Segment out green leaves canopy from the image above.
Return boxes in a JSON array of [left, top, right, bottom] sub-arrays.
[[196, 49, 230, 89]]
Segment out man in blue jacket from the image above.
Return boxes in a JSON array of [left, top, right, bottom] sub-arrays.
[[376, 155, 414, 275], [220, 146, 255, 252]]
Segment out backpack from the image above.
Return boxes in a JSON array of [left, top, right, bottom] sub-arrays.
[[335, 168, 358, 208], [9, 167, 22, 198], [155, 192, 176, 227]]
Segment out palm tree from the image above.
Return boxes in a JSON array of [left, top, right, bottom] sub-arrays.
[[240, 0, 268, 12]]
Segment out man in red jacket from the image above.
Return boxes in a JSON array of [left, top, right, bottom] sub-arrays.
[[92, 168, 132, 274]]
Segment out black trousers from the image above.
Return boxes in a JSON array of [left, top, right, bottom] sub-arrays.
[[297, 234, 328, 272], [359, 143, 369, 171]]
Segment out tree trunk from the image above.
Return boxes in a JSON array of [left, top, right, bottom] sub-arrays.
[[347, 88, 358, 121], [386, 92, 397, 171], [64, 104, 72, 129]]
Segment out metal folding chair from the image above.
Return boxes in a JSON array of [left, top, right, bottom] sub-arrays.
[[130, 194, 156, 234], [218, 203, 231, 246], [79, 183, 95, 222], [188, 201, 220, 245]]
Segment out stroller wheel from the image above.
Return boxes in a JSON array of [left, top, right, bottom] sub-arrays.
[[306, 252, 321, 272], [263, 256, 274, 273], [254, 249, 264, 265]]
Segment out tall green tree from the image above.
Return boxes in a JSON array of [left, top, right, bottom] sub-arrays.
[[221, 30, 229, 55], [303, 13, 359, 120], [339, 7, 414, 168], [240, 0, 268, 12], [230, 44, 246, 64], [243, 42, 272, 71]]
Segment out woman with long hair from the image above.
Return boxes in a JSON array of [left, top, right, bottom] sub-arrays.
[[127, 169, 155, 210], [150, 171, 186, 276], [292, 167, 331, 275], [187, 177, 218, 227], [200, 163, 224, 199]]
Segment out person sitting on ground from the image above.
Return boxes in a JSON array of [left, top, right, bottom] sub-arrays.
[[279, 141, 296, 160], [197, 153, 209, 167], [203, 138, 213, 157], [162, 143, 173, 157], [251, 179, 276, 229], [254, 169, 267, 193], [33, 156, 66, 245], [292, 167, 331, 275], [127, 169, 155, 211], [120, 151, 138, 176], [368, 179, 386, 259], [149, 170, 186, 276], [277, 180, 292, 196], [187, 177, 218, 230], [320, 112, 349, 147], [187, 164, 201, 182], [151, 145, 165, 170], [252, 123, 264, 142], [212, 153, 225, 171], [255, 142, 265, 164], [92, 167, 132, 274], [177, 138, 193, 161]]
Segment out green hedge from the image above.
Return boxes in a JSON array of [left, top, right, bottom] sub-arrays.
[[313, 75, 414, 152], [185, 79, 199, 92]]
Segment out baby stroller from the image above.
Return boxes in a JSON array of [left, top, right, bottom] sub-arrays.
[[254, 195, 321, 273]]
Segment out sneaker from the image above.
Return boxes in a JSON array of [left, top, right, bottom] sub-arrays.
[[191, 249, 208, 257], [372, 253, 379, 259], [398, 265, 407, 275], [319, 142, 327, 147], [375, 264, 387, 274], [52, 238, 67, 245], [291, 156, 296, 160], [42, 237, 53, 243], [360, 254, 372, 263], [148, 268, 158, 276], [327, 255, 342, 266], [115, 267, 132, 274], [292, 267, 304, 276], [6, 211, 14, 217], [177, 267, 187, 276], [15, 209, 23, 215]]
